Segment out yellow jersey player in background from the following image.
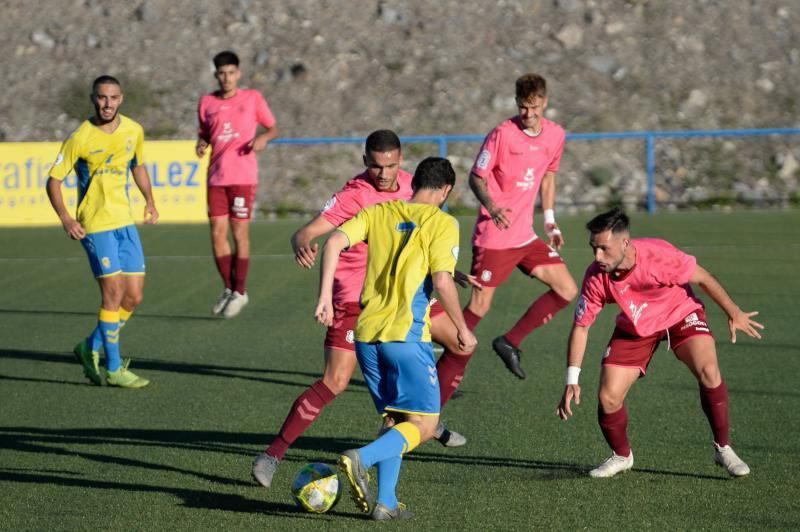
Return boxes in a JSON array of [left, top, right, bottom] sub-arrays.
[[46, 75, 158, 388], [315, 157, 477, 520]]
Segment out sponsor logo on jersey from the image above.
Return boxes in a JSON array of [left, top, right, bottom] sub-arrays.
[[480, 269, 492, 282], [575, 295, 587, 320], [516, 167, 536, 191], [218, 121, 240, 143], [476, 149, 491, 170], [321, 196, 337, 212]]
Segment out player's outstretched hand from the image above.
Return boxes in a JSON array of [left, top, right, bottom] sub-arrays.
[[556, 384, 581, 421], [62, 217, 86, 240], [489, 206, 512, 230], [293, 241, 319, 269], [454, 270, 483, 290], [314, 298, 334, 327], [728, 309, 764, 343], [144, 202, 159, 224], [545, 223, 565, 249]]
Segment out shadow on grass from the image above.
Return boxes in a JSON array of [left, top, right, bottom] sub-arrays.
[[0, 426, 726, 482], [0, 307, 220, 321], [0, 469, 360, 519], [0, 348, 368, 390]]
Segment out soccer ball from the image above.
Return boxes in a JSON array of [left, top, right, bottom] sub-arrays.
[[291, 462, 342, 513]]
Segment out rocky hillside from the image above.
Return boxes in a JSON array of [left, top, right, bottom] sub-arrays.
[[4, 0, 799, 213]]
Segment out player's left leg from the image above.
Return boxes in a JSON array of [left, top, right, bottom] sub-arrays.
[[673, 334, 750, 476], [590, 364, 640, 478], [223, 219, 251, 318], [430, 309, 472, 447]]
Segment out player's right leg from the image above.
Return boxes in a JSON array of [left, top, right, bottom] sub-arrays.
[[222, 185, 257, 319], [253, 303, 360, 487], [590, 364, 639, 478], [208, 186, 234, 315]]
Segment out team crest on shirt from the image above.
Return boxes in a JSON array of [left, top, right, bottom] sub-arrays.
[[476, 149, 491, 170], [126, 138, 133, 153], [101, 257, 111, 269], [516, 168, 536, 191], [321, 196, 337, 212], [575, 295, 587, 320], [480, 270, 492, 282], [345, 330, 354, 344]]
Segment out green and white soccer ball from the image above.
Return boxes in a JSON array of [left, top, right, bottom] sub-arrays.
[[291, 462, 342, 513]]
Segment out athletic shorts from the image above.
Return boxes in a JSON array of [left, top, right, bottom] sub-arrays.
[[429, 298, 445, 319], [207, 184, 257, 220], [471, 238, 564, 288], [81, 225, 145, 278], [356, 341, 440, 416], [324, 301, 360, 353], [602, 308, 713, 376]]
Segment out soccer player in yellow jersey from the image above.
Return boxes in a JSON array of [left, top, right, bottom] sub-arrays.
[[46, 75, 158, 388], [315, 157, 478, 520]]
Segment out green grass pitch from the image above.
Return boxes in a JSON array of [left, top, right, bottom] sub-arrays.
[[1, 210, 799, 530]]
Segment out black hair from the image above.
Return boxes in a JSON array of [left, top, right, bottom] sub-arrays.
[[92, 75, 121, 95], [365, 130, 401, 154], [411, 157, 456, 191], [213, 50, 240, 69], [586, 207, 630, 235]]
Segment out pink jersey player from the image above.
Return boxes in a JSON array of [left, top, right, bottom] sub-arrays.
[[471, 115, 565, 249], [557, 209, 763, 480], [320, 169, 414, 305], [198, 88, 276, 186], [574, 238, 705, 337]]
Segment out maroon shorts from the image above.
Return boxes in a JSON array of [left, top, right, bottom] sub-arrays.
[[429, 298, 445, 319], [471, 238, 564, 288], [602, 308, 713, 376], [324, 301, 361, 353], [207, 185, 257, 220]]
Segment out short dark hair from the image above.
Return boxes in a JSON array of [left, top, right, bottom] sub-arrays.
[[412, 157, 456, 192], [586, 208, 630, 235], [92, 75, 121, 95], [365, 130, 401, 154], [213, 51, 240, 69], [516, 73, 547, 100]]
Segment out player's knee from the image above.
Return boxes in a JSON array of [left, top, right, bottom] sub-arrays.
[[559, 281, 579, 302], [468, 298, 491, 317], [413, 416, 440, 442], [322, 374, 349, 395], [597, 390, 624, 413], [698, 364, 722, 388]]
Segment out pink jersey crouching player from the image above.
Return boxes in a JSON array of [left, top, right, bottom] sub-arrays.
[[251, 130, 481, 489], [556, 208, 764, 478], [197, 50, 278, 319], [465, 73, 578, 379]]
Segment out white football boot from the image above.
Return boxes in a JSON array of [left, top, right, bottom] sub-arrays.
[[714, 443, 750, 477], [223, 291, 249, 318], [589, 451, 634, 478]]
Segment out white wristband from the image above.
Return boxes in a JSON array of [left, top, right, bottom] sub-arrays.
[[544, 209, 556, 225], [565, 366, 581, 385]]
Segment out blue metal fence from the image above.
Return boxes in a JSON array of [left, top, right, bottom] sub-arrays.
[[272, 127, 800, 213]]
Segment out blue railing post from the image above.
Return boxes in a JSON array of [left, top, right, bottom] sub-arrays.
[[438, 136, 448, 159], [646, 135, 656, 214]]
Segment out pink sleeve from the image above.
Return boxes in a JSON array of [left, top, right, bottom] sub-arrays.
[[320, 185, 364, 227], [547, 130, 565, 173], [471, 127, 501, 179], [255, 93, 277, 129], [574, 265, 606, 327], [657, 244, 697, 285]]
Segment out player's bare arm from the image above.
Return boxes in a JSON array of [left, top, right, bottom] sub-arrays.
[[539, 170, 564, 249], [468, 171, 511, 229], [291, 216, 337, 269], [132, 164, 159, 224], [432, 270, 478, 353], [556, 324, 590, 421], [248, 124, 279, 153], [314, 230, 350, 326], [46, 177, 86, 240], [690, 265, 764, 343]]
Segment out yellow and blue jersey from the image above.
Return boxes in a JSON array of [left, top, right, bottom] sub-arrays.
[[49, 115, 145, 234], [338, 200, 460, 343]]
